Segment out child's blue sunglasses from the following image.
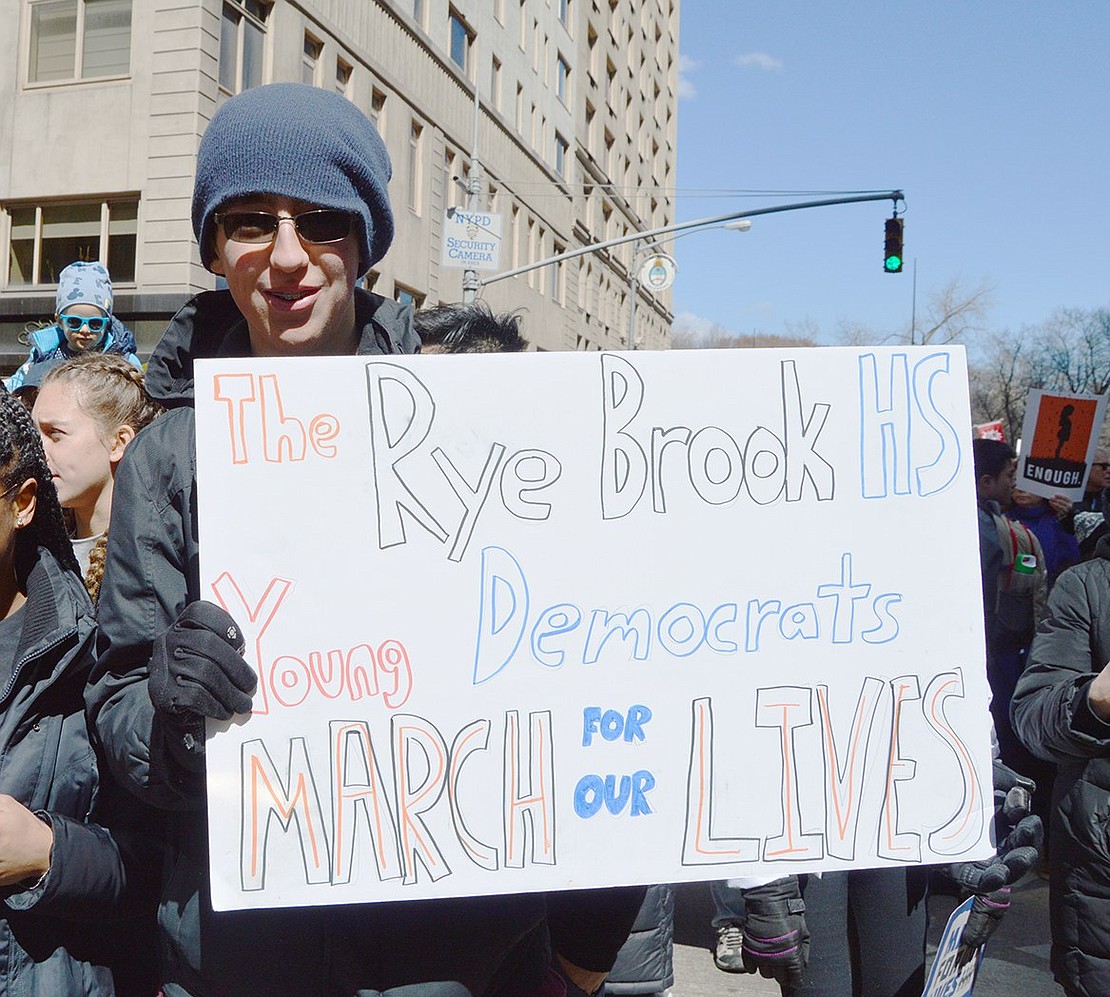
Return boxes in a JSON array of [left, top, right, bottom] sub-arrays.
[[60, 314, 110, 334]]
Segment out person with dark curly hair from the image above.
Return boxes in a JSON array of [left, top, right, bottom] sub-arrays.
[[0, 389, 160, 995]]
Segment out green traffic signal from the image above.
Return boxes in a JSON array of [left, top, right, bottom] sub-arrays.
[[884, 217, 904, 273]]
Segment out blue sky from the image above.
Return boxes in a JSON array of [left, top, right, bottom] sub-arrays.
[[671, 3, 1110, 344]]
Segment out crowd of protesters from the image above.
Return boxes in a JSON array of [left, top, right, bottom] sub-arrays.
[[0, 81, 1105, 997]]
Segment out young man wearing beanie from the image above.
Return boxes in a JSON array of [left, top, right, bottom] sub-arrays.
[[6, 260, 142, 391], [88, 83, 546, 997]]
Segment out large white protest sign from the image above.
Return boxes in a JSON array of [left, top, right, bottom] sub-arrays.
[[195, 346, 994, 912]]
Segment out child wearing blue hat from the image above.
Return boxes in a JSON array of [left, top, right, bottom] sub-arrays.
[[6, 261, 142, 391]]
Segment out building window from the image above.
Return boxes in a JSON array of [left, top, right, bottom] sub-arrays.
[[518, 0, 526, 50], [6, 197, 138, 287], [407, 120, 423, 213], [335, 57, 352, 95], [443, 149, 460, 211], [448, 9, 474, 75], [490, 55, 501, 109], [556, 55, 569, 103], [302, 33, 321, 86], [536, 227, 546, 293], [394, 284, 424, 309], [558, 0, 569, 26], [369, 87, 386, 135], [554, 133, 568, 177], [550, 242, 565, 304], [526, 219, 536, 288], [514, 83, 524, 131], [28, 0, 132, 84], [412, 0, 424, 29], [494, 0, 504, 24], [219, 1, 269, 95]]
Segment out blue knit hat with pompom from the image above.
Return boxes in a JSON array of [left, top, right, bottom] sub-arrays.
[[192, 83, 394, 277]]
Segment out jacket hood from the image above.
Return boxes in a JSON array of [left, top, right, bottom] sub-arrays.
[[1095, 533, 1110, 561], [2, 546, 93, 708], [144, 288, 418, 406]]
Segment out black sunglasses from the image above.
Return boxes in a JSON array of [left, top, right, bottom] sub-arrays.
[[215, 209, 354, 246]]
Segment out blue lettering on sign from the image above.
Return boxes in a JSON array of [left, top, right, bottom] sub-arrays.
[[582, 705, 653, 746], [573, 771, 656, 817], [473, 547, 904, 678]]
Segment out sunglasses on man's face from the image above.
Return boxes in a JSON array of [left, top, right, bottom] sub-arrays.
[[60, 314, 110, 334], [215, 209, 354, 246]]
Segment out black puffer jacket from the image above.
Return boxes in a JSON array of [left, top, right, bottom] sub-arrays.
[[1012, 536, 1110, 996], [604, 885, 674, 995], [87, 289, 547, 997], [1, 546, 157, 996]]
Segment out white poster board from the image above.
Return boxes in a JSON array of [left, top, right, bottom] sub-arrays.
[[194, 346, 995, 912], [1016, 388, 1108, 502]]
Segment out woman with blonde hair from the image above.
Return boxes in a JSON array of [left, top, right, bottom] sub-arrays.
[[32, 352, 163, 602]]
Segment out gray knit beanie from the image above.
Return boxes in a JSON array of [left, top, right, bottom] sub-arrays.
[[192, 83, 394, 276]]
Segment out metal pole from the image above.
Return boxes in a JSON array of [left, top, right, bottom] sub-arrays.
[[479, 190, 904, 289], [910, 259, 918, 345], [461, 83, 482, 304], [627, 240, 641, 350]]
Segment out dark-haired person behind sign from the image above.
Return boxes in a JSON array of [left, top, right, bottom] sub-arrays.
[[88, 83, 545, 997]]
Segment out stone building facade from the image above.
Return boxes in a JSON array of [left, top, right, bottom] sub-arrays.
[[0, 0, 678, 361]]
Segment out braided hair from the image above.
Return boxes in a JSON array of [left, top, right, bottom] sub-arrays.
[[0, 389, 80, 586], [40, 353, 164, 602], [41, 353, 163, 445]]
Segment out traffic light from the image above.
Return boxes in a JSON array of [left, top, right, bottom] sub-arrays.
[[884, 217, 904, 273]]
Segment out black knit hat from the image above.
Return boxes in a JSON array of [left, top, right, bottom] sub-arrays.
[[192, 83, 394, 276]]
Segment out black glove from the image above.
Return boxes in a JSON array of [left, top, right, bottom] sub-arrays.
[[740, 876, 810, 988], [946, 760, 1043, 894], [955, 887, 1011, 967], [149, 601, 256, 722]]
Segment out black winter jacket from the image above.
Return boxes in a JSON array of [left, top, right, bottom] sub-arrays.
[[604, 885, 675, 995], [1012, 536, 1110, 996], [87, 289, 547, 997], [1, 546, 155, 996]]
